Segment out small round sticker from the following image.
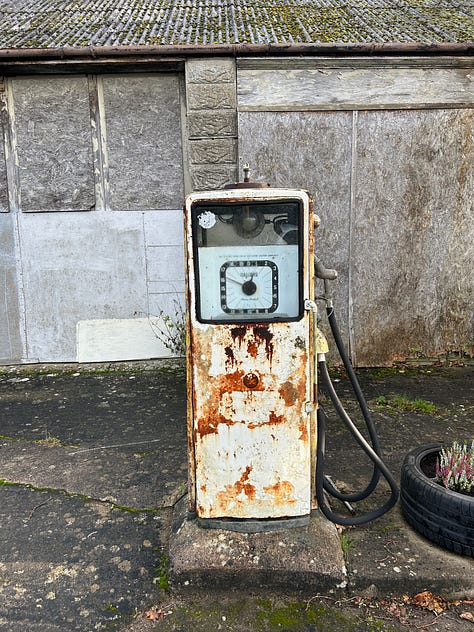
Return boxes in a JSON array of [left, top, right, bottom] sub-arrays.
[[197, 211, 216, 229]]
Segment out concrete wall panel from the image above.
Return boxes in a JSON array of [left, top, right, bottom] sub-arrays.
[[2, 72, 187, 364], [18, 212, 148, 361], [0, 214, 22, 362], [144, 209, 185, 321], [12, 76, 95, 212], [0, 98, 8, 212], [146, 246, 185, 290]]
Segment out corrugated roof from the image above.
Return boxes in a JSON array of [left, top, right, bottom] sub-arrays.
[[0, 0, 473, 49]]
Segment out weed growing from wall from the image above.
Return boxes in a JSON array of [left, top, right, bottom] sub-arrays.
[[150, 298, 186, 357]]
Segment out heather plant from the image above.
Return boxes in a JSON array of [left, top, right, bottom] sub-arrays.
[[435, 440, 474, 494]]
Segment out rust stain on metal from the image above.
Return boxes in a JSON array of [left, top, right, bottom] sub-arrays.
[[298, 420, 309, 443], [229, 324, 274, 363], [263, 480, 296, 505], [278, 380, 298, 406], [194, 370, 242, 438], [216, 465, 256, 511], [220, 369, 264, 392], [230, 325, 248, 346], [247, 339, 259, 358], [224, 345, 236, 368], [197, 503, 205, 516], [194, 322, 308, 439], [248, 410, 285, 429], [268, 410, 284, 425], [221, 368, 246, 391], [196, 411, 236, 438], [253, 325, 274, 363], [195, 366, 270, 438]]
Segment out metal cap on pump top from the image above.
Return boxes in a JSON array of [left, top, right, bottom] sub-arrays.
[[224, 164, 271, 190]]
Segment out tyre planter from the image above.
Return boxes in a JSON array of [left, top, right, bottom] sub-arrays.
[[400, 444, 474, 557]]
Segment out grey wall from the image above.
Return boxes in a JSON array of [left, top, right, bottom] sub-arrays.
[[237, 57, 474, 365], [0, 72, 186, 363], [351, 109, 473, 365], [0, 56, 472, 365], [102, 74, 184, 211]]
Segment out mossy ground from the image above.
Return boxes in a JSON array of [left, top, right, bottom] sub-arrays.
[[141, 592, 400, 631]]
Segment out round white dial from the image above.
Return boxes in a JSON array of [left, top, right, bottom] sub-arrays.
[[220, 260, 278, 314]]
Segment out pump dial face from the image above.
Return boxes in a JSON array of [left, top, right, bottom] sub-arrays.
[[220, 260, 278, 314]]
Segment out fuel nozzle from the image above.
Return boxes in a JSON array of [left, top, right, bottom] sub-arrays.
[[314, 256, 338, 308], [314, 256, 338, 281]]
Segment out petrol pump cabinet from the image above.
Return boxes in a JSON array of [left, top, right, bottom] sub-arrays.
[[184, 188, 316, 529]]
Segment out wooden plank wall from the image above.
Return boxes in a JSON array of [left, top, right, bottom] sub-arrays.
[[238, 57, 474, 111]]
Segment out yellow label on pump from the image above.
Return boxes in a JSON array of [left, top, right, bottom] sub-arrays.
[[316, 328, 329, 354]]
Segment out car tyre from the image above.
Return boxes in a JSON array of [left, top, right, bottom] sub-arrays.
[[400, 444, 474, 557]]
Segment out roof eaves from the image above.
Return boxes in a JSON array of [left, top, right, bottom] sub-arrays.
[[0, 41, 473, 63]]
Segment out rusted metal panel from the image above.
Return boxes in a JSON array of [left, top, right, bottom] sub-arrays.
[[191, 320, 311, 519], [185, 188, 315, 520]]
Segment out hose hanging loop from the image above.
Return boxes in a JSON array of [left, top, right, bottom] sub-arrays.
[[313, 256, 399, 525]]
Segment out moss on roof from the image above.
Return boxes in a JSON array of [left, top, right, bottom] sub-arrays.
[[0, 0, 472, 49]]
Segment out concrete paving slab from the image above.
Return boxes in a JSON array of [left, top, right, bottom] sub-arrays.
[[346, 503, 474, 599], [0, 363, 186, 631], [0, 440, 187, 510], [0, 366, 188, 511], [0, 368, 187, 448], [0, 485, 165, 631]]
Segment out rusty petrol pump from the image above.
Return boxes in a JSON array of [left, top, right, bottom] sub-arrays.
[[184, 169, 398, 533]]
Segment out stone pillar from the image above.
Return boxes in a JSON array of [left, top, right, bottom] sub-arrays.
[[185, 58, 238, 191]]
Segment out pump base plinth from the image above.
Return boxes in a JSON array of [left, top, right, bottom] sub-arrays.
[[197, 514, 310, 533], [169, 496, 346, 590]]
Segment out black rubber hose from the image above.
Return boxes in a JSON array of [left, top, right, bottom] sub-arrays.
[[321, 306, 381, 502], [326, 305, 382, 455], [316, 361, 399, 525]]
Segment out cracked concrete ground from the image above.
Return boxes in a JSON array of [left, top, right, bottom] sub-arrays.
[[0, 360, 473, 631], [0, 361, 186, 631]]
